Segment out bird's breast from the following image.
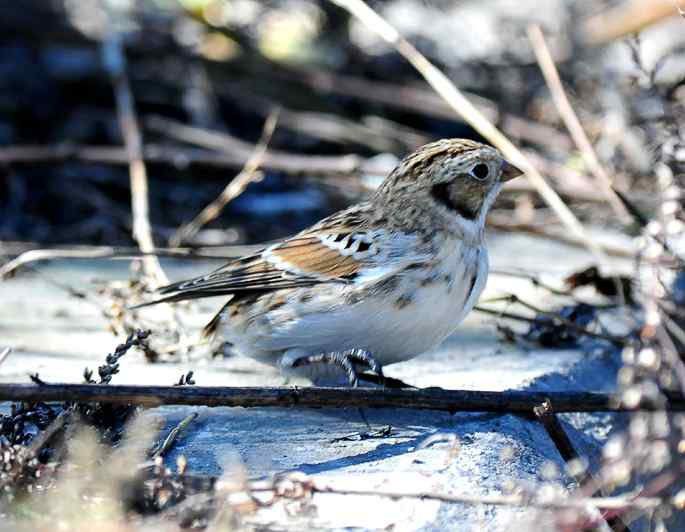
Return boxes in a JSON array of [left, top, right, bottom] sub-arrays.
[[350, 240, 488, 363]]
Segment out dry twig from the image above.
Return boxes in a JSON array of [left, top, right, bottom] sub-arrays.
[[150, 412, 199, 459], [533, 401, 632, 531], [527, 24, 628, 220], [102, 18, 167, 286], [0, 348, 11, 368], [581, 0, 683, 47], [301, 483, 664, 513], [0, 244, 259, 279], [0, 384, 682, 412], [169, 110, 280, 247], [0, 143, 381, 175]]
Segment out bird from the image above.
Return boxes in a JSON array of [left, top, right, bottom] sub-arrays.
[[135, 139, 523, 385]]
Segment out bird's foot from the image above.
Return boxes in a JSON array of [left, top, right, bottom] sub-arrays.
[[292, 348, 383, 387]]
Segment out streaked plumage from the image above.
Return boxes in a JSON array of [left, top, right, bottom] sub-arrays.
[[137, 139, 523, 383]]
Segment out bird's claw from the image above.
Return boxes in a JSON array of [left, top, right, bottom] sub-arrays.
[[292, 348, 383, 387]]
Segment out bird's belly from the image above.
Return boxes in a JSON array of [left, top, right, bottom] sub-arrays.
[[240, 244, 487, 366], [359, 262, 484, 363]]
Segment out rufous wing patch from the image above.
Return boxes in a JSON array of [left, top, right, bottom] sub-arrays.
[[268, 235, 362, 278]]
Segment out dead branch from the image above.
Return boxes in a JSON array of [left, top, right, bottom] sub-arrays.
[[527, 24, 628, 220], [0, 244, 261, 280], [102, 20, 167, 286], [534, 400, 589, 483], [144, 116, 379, 176], [280, 68, 574, 151], [301, 483, 664, 513], [534, 401, 632, 531], [0, 384, 683, 412], [581, 0, 682, 47], [0, 143, 380, 175], [0, 348, 11, 368], [150, 411, 198, 459], [169, 110, 280, 247], [474, 305, 628, 346]]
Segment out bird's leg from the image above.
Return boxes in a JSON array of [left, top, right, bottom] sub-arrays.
[[291, 348, 383, 387], [345, 348, 384, 381]]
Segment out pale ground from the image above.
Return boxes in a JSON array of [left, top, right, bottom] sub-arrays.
[[0, 229, 657, 530]]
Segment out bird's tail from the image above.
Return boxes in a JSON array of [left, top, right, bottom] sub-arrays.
[[201, 302, 231, 340]]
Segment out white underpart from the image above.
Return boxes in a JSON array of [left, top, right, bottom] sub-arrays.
[[221, 236, 488, 377]]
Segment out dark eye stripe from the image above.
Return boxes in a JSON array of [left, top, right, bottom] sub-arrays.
[[430, 182, 477, 220]]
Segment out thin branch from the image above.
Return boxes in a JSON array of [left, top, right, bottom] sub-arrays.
[[247, 63, 575, 150], [0, 244, 260, 280], [28, 407, 71, 456], [301, 484, 665, 513], [329, 0, 605, 264], [0, 347, 11, 368], [102, 19, 168, 286], [0, 384, 682, 412], [581, 0, 680, 47], [145, 116, 378, 177], [150, 411, 198, 459], [504, 293, 629, 345], [534, 400, 590, 484], [532, 399, 632, 532], [169, 110, 280, 247], [0, 143, 377, 175], [527, 24, 629, 220], [474, 305, 627, 346]]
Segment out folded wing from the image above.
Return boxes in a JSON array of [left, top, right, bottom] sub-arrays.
[[133, 211, 428, 308]]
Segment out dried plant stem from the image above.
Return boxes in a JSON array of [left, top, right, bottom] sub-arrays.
[[150, 411, 198, 459], [535, 400, 590, 484], [329, 0, 605, 263], [581, 0, 682, 47], [102, 27, 167, 287], [299, 484, 664, 512], [0, 143, 375, 175], [28, 407, 72, 456], [474, 305, 627, 345], [533, 399, 631, 532], [527, 24, 628, 220], [0, 384, 683, 412], [0, 347, 11, 368], [0, 244, 260, 279], [169, 110, 280, 247]]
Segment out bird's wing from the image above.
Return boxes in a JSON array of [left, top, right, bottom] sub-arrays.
[[133, 208, 429, 307]]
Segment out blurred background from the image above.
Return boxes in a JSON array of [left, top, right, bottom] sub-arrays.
[[1, 0, 682, 254]]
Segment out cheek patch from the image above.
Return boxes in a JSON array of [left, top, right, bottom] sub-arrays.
[[431, 181, 482, 220]]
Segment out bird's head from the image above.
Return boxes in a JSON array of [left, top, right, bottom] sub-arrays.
[[376, 139, 523, 228]]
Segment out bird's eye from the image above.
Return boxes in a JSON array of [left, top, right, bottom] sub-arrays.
[[470, 163, 490, 181]]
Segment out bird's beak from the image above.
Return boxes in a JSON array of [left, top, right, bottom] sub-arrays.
[[500, 160, 524, 182]]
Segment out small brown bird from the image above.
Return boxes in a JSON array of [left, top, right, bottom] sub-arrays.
[[139, 139, 522, 384]]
